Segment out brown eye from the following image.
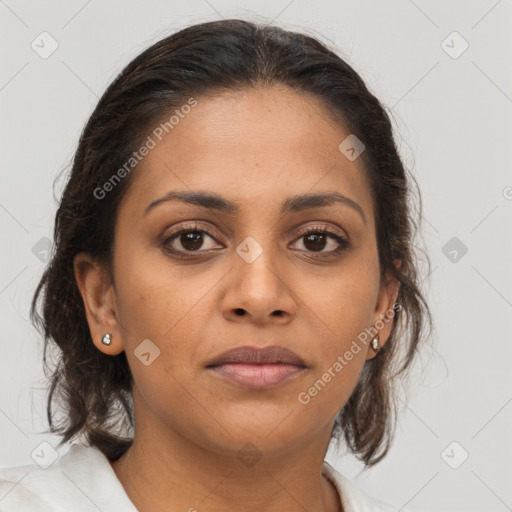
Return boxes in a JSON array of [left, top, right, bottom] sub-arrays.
[[178, 231, 205, 251], [165, 230, 219, 252], [303, 233, 328, 252], [162, 223, 223, 255], [291, 227, 349, 255]]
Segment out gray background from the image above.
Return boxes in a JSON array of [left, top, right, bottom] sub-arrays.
[[1, 1, 511, 511]]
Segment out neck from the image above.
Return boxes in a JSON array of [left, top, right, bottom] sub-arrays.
[[110, 391, 342, 512]]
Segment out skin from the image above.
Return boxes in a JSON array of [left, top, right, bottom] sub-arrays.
[[74, 84, 400, 512]]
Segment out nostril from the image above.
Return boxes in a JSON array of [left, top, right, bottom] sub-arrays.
[[234, 308, 245, 316]]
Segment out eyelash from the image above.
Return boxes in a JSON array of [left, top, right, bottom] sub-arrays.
[[162, 222, 350, 258]]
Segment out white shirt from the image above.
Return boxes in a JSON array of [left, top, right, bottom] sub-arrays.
[[0, 443, 401, 511]]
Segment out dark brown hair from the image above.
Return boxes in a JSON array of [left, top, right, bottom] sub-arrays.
[[31, 19, 432, 466]]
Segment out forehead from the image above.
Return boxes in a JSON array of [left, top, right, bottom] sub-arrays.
[[118, 85, 374, 222]]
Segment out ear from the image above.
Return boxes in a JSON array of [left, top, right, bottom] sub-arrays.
[[73, 253, 125, 355], [366, 259, 401, 360]]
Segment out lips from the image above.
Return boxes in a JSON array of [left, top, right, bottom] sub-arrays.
[[206, 345, 306, 367], [206, 346, 306, 390]]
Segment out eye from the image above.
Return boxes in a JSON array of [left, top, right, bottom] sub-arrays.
[[161, 223, 350, 258], [291, 226, 349, 255], [162, 223, 223, 254]]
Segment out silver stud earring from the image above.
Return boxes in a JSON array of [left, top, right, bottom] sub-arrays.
[[371, 333, 381, 352], [101, 333, 112, 346]]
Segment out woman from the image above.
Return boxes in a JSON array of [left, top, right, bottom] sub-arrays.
[[0, 19, 431, 511]]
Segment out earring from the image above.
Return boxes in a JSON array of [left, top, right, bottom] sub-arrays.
[[371, 333, 381, 352], [101, 333, 112, 346]]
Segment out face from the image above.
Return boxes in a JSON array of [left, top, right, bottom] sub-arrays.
[[75, 84, 399, 460]]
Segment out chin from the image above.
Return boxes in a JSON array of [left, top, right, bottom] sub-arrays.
[[198, 407, 316, 455]]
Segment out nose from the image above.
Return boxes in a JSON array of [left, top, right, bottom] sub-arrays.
[[221, 243, 298, 326]]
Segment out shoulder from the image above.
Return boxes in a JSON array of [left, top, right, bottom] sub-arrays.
[[0, 443, 137, 512], [322, 461, 405, 512]]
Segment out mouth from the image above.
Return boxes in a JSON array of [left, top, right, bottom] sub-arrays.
[[205, 345, 307, 390]]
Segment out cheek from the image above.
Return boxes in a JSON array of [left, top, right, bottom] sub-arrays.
[[298, 261, 378, 401], [112, 244, 225, 372], [308, 263, 378, 345], [113, 240, 196, 336], [295, 323, 370, 426]]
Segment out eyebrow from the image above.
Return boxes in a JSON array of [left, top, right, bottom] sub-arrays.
[[143, 190, 366, 224]]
